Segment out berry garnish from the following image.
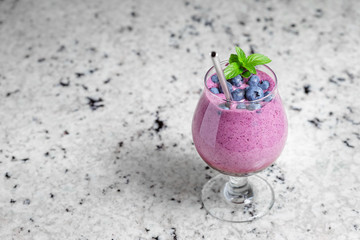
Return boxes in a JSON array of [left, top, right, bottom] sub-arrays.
[[248, 75, 260, 86], [229, 75, 242, 87], [245, 86, 264, 101], [219, 82, 233, 94], [259, 80, 270, 90], [210, 87, 220, 94], [211, 74, 219, 83], [231, 89, 245, 101]]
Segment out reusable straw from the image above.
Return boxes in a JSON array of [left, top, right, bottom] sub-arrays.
[[210, 51, 232, 107]]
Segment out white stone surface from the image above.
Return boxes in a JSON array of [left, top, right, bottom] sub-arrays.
[[0, 0, 359, 239]]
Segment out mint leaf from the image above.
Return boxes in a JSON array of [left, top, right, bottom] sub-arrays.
[[246, 53, 271, 66], [236, 47, 247, 63], [243, 62, 257, 74], [241, 71, 251, 78], [229, 54, 239, 64], [224, 62, 241, 79]]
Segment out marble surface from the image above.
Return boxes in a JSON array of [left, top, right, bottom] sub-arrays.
[[0, 0, 359, 239]]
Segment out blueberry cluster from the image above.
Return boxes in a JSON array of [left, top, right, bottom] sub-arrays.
[[211, 74, 245, 101], [210, 74, 273, 111]]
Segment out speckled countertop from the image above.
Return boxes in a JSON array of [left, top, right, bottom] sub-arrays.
[[0, 0, 359, 239]]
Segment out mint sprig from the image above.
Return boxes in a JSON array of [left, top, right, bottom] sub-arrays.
[[224, 47, 271, 79]]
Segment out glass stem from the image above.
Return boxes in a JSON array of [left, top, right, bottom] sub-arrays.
[[224, 176, 254, 204]]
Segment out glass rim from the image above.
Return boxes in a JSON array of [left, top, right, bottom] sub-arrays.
[[203, 61, 278, 104]]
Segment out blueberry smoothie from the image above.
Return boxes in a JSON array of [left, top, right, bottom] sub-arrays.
[[192, 64, 287, 175]]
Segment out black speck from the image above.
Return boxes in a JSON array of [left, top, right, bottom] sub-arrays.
[[156, 144, 165, 151], [304, 85, 311, 94], [87, 97, 104, 111], [308, 118, 322, 129], [131, 12, 137, 17], [171, 227, 177, 240], [38, 58, 45, 63], [276, 175, 285, 182], [50, 193, 54, 198], [191, 15, 201, 23], [315, 9, 323, 18], [204, 19, 213, 28], [329, 112, 333, 116], [64, 130, 69, 135], [205, 166, 210, 170], [152, 237, 159, 240], [22, 158, 29, 162], [118, 141, 124, 147], [239, 21, 245, 26], [57, 45, 65, 52], [89, 68, 98, 74], [59, 79, 70, 87], [290, 106, 302, 111], [10, 199, 16, 204], [343, 140, 354, 148], [75, 72, 85, 78], [5, 172, 11, 179], [6, 89, 20, 97], [249, 45, 256, 54], [88, 47, 97, 52], [145, 228, 150, 232], [153, 112, 166, 133], [65, 208, 70, 212], [104, 78, 111, 84]]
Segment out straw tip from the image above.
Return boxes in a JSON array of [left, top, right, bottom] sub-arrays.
[[210, 51, 217, 58]]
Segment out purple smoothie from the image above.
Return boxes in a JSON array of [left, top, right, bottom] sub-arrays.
[[192, 65, 287, 175]]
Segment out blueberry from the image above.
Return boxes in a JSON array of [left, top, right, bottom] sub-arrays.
[[230, 75, 243, 87], [263, 91, 273, 102], [245, 86, 264, 101], [247, 103, 261, 110], [248, 75, 260, 86], [259, 80, 270, 90], [231, 89, 245, 101], [210, 87, 219, 94], [236, 103, 246, 109], [219, 103, 230, 110], [219, 82, 233, 93], [211, 74, 219, 83]]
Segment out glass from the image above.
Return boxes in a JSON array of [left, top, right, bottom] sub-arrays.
[[192, 62, 288, 222]]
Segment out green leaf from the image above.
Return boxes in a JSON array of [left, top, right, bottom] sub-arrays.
[[229, 54, 239, 64], [241, 71, 251, 78], [246, 53, 271, 66], [243, 62, 257, 74], [224, 62, 242, 79], [236, 47, 247, 63]]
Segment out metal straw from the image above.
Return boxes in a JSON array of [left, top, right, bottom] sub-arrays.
[[210, 51, 232, 106]]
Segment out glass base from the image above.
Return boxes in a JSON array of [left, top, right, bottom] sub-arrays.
[[201, 174, 275, 222]]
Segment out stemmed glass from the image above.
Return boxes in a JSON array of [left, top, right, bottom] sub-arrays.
[[192, 62, 288, 222]]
